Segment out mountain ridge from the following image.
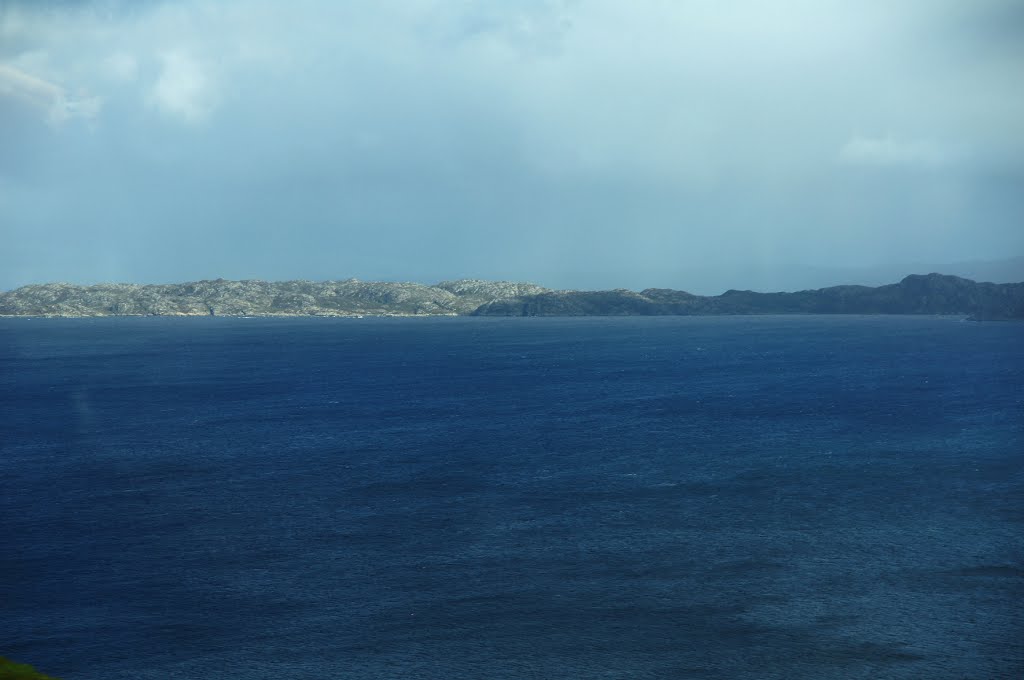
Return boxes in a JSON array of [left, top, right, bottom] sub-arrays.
[[1, 274, 1022, 319]]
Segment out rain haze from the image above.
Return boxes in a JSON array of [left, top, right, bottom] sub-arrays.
[[2, 0, 1023, 294]]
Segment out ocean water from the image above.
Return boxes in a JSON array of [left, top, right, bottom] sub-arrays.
[[1, 315, 1022, 679]]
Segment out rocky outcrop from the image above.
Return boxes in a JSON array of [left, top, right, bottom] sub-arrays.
[[0, 278, 549, 317], [433, 280, 550, 310]]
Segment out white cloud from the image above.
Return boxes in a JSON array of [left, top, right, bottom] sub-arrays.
[[838, 136, 961, 168], [0, 62, 61, 106], [0, 62, 101, 124], [148, 50, 214, 123]]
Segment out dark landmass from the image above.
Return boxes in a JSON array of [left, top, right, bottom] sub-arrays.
[[1, 274, 1022, 319], [808, 255, 1024, 291], [475, 274, 1024, 319], [680, 255, 1024, 294]]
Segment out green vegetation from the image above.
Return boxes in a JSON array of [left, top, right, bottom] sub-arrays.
[[0, 657, 60, 680]]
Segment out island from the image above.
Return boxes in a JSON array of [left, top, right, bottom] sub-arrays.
[[1, 274, 1021, 319]]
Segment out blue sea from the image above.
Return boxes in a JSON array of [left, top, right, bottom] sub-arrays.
[[1, 316, 1022, 679]]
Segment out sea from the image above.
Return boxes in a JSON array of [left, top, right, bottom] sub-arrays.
[[1, 315, 1022, 679]]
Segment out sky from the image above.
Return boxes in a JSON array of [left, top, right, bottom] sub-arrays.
[[2, 0, 1023, 293]]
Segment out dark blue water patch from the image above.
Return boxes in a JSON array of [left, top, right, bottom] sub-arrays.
[[1, 315, 1022, 679]]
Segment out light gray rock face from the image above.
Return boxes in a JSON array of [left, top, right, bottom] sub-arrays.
[[435, 279, 549, 298], [433, 280, 551, 311], [0, 278, 549, 317]]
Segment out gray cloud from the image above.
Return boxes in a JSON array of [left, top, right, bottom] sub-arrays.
[[1, 0, 1022, 292]]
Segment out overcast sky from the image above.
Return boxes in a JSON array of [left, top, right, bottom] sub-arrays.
[[2, 0, 1023, 293]]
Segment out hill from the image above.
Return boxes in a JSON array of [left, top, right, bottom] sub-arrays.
[[473, 274, 1024, 320], [1, 274, 1021, 319], [0, 279, 547, 317]]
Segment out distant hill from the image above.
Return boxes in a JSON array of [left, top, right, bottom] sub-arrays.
[[662, 256, 1024, 295], [474, 274, 1024, 320], [1, 274, 1022, 319], [793, 256, 1024, 290], [0, 279, 548, 318]]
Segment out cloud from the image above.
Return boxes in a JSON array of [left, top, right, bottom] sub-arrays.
[[0, 62, 100, 124], [0, 0, 1022, 290], [148, 50, 214, 123]]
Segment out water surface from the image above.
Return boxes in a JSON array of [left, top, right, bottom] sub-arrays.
[[1, 316, 1022, 678]]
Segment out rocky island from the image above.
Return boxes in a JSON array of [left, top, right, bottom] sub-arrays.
[[1, 274, 1022, 319]]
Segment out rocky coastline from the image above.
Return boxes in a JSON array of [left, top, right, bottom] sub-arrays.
[[1, 274, 1021, 319]]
